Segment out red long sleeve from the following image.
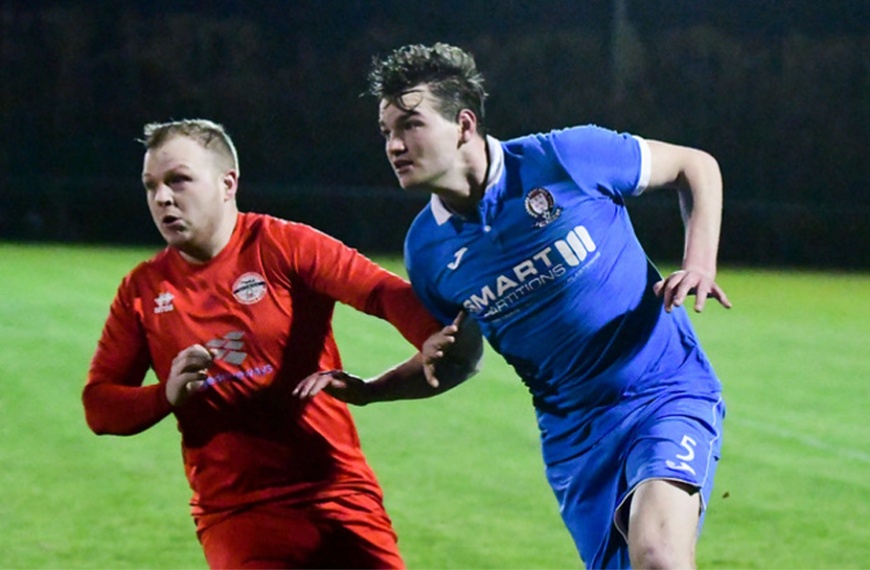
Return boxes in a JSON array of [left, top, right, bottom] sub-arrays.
[[84, 274, 173, 435]]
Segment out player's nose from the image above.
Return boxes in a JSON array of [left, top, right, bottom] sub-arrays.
[[153, 184, 175, 206], [386, 134, 406, 155]]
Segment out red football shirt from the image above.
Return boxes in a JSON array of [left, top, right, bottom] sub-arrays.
[[84, 212, 439, 522]]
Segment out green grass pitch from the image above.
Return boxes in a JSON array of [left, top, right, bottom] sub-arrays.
[[0, 242, 868, 568]]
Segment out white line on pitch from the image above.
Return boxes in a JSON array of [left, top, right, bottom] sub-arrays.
[[735, 417, 870, 464]]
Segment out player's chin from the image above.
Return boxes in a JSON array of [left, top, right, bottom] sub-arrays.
[[162, 231, 192, 251], [394, 172, 416, 189], [397, 177, 430, 194]]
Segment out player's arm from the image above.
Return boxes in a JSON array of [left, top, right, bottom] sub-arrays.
[[83, 355, 173, 436], [285, 224, 441, 347], [283, 225, 482, 400], [643, 139, 732, 313], [294, 312, 483, 405], [83, 289, 174, 435]]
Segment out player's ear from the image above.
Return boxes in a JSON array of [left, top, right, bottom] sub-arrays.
[[457, 109, 478, 143], [222, 169, 239, 200]]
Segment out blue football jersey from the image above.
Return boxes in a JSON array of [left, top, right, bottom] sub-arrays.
[[404, 125, 720, 463]]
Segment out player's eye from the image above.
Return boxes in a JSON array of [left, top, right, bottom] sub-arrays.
[[169, 174, 190, 186]]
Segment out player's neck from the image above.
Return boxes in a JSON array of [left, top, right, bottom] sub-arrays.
[[435, 136, 489, 215], [178, 210, 239, 264]]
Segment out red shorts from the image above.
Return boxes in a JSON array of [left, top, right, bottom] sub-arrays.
[[196, 492, 404, 569]]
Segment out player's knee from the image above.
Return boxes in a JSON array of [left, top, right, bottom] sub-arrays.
[[629, 539, 695, 570]]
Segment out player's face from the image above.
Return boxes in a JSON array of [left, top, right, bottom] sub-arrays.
[[142, 136, 235, 260], [378, 86, 465, 192]]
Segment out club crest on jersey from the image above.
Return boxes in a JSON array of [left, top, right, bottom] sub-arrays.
[[232, 272, 267, 305], [524, 188, 561, 227]]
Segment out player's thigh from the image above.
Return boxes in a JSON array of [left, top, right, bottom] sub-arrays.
[[545, 433, 631, 567], [316, 492, 404, 569], [615, 394, 724, 540], [198, 504, 322, 569], [628, 478, 700, 556]]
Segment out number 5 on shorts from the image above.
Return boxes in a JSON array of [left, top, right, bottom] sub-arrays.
[[666, 435, 697, 475]]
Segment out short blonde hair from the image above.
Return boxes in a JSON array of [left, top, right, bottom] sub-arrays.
[[141, 119, 239, 174]]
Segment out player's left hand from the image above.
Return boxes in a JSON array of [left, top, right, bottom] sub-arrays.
[[292, 370, 369, 405], [653, 268, 732, 313]]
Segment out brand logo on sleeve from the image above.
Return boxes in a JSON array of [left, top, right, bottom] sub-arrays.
[[232, 272, 267, 304]]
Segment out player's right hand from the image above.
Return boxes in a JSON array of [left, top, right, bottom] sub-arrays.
[[653, 268, 732, 313], [165, 344, 214, 407], [421, 311, 466, 388]]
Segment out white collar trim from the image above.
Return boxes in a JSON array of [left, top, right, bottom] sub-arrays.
[[430, 135, 504, 226]]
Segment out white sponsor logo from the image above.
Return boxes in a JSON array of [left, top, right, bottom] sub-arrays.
[[462, 226, 597, 318], [202, 332, 277, 389], [206, 331, 248, 366]]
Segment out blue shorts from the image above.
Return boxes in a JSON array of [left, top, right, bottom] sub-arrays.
[[545, 393, 725, 569]]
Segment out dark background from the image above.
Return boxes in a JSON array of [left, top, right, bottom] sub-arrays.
[[2, 0, 868, 267]]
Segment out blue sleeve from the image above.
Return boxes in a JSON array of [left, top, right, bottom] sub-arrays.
[[547, 125, 647, 197]]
